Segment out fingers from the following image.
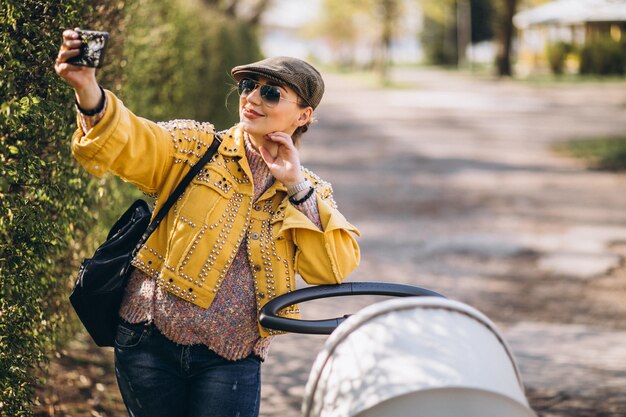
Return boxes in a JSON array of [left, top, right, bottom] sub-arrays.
[[55, 28, 98, 88], [266, 132, 296, 149], [54, 51, 80, 75], [63, 29, 79, 40], [56, 29, 81, 67], [57, 48, 80, 62], [260, 133, 304, 184], [61, 39, 82, 50]]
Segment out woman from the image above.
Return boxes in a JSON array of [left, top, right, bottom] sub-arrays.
[[55, 28, 360, 417]]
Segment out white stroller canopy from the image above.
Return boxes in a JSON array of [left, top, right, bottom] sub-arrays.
[[302, 297, 536, 417]]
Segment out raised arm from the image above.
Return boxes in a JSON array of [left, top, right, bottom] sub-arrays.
[[55, 28, 215, 195], [55, 28, 103, 114]]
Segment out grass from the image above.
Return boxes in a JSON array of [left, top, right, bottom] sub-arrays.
[[554, 135, 626, 171], [519, 73, 626, 87], [319, 60, 626, 90], [316, 65, 420, 90]]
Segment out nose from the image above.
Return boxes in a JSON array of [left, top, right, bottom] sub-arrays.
[[245, 85, 262, 105]]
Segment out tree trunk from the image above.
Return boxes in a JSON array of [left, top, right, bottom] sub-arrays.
[[378, 0, 397, 83], [495, 0, 517, 76], [457, 0, 471, 67]]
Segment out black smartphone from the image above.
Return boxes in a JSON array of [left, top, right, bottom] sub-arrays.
[[66, 29, 109, 68]]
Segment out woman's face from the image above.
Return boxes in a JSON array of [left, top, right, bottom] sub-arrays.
[[238, 77, 311, 140]]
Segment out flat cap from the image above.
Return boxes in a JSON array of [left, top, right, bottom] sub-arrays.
[[231, 56, 325, 109]]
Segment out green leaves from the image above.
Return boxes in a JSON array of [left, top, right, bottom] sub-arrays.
[[0, 1, 109, 415], [1, 1, 265, 414], [555, 136, 626, 171], [122, 0, 262, 127]]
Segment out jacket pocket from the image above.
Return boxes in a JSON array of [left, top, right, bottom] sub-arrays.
[[168, 167, 241, 283], [179, 166, 236, 224], [165, 167, 234, 262]]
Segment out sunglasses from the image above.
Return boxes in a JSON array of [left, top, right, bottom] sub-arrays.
[[237, 78, 299, 107]]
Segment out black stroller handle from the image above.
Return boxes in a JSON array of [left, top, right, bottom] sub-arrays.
[[258, 282, 445, 335]]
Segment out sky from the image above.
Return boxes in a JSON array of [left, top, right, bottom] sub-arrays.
[[261, 0, 322, 30]]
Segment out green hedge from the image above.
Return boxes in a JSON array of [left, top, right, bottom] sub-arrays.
[[122, 0, 261, 126], [0, 0, 262, 415], [0, 1, 129, 415], [580, 37, 626, 76]]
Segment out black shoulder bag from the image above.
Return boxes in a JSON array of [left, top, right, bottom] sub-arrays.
[[70, 135, 222, 347]]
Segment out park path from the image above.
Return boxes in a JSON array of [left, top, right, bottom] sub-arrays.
[[260, 69, 626, 417]]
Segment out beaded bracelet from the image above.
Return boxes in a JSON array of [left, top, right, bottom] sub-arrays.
[[289, 186, 314, 205]]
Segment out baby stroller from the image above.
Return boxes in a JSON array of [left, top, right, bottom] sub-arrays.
[[260, 282, 537, 417]]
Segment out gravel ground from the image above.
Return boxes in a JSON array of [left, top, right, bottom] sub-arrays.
[[261, 68, 626, 417]]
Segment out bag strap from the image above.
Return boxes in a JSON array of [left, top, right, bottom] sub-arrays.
[[132, 133, 223, 256]]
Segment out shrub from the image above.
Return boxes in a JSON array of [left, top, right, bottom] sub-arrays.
[[580, 37, 626, 76], [122, 0, 262, 127], [546, 41, 573, 75], [0, 1, 128, 415], [1, 0, 263, 414]]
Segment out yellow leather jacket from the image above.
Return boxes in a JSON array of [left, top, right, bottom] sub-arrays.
[[71, 90, 360, 336]]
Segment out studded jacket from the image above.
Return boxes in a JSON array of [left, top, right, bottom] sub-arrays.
[[71, 90, 361, 337]]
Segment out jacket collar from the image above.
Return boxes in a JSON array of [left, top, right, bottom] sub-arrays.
[[217, 125, 288, 199], [217, 125, 246, 159]]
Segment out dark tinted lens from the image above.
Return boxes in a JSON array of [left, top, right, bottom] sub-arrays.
[[238, 78, 256, 95], [260, 85, 281, 103]]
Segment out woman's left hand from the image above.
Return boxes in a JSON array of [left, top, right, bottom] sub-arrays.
[[259, 132, 305, 187]]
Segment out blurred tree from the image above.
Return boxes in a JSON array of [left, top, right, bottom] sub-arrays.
[[313, 0, 365, 67], [314, 0, 404, 82], [201, 0, 271, 24], [420, 0, 552, 74], [421, 0, 498, 66], [420, 0, 458, 65], [470, 0, 495, 43], [493, 0, 517, 76], [123, 0, 263, 128], [491, 0, 552, 77], [377, 0, 402, 81]]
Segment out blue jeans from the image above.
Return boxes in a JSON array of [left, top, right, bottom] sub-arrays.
[[113, 319, 261, 417]]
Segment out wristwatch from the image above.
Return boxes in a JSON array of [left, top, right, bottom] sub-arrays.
[[287, 178, 311, 197]]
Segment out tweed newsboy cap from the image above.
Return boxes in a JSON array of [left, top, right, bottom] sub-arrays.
[[231, 56, 325, 109]]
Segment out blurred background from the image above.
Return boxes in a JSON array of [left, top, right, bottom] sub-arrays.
[[1, 0, 625, 416]]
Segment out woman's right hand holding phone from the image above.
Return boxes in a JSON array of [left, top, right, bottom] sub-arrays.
[[54, 28, 102, 111]]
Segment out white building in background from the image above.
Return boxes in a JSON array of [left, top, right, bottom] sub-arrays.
[[259, 0, 423, 65], [513, 0, 626, 73]]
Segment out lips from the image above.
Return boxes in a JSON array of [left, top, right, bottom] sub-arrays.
[[243, 107, 264, 119]]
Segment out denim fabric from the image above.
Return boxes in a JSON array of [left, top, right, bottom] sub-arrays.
[[114, 319, 261, 417]]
